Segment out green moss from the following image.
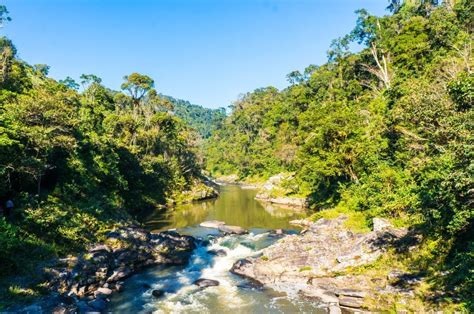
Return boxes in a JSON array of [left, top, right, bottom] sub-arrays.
[[311, 208, 371, 233], [299, 266, 312, 272]]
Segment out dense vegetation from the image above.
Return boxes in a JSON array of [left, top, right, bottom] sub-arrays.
[[164, 95, 226, 138], [0, 7, 211, 289], [205, 0, 473, 308]]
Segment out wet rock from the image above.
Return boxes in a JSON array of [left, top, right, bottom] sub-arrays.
[[230, 258, 253, 275], [115, 282, 124, 292], [152, 289, 165, 298], [208, 249, 227, 257], [51, 305, 68, 314], [38, 227, 196, 313], [193, 278, 220, 288], [89, 244, 112, 253], [218, 225, 247, 235], [200, 220, 225, 229], [94, 287, 113, 298], [299, 287, 339, 304], [237, 280, 264, 290]]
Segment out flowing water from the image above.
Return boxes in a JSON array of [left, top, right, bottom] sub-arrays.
[[107, 185, 324, 313]]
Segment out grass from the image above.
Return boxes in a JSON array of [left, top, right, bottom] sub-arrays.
[[310, 207, 371, 233]]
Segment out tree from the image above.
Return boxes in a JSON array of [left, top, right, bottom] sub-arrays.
[[0, 5, 11, 28], [33, 64, 50, 76], [80, 74, 102, 89], [120, 73, 154, 109], [59, 76, 79, 90], [0, 37, 15, 84]]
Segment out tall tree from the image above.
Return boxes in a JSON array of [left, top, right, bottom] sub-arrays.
[[120, 73, 154, 109]]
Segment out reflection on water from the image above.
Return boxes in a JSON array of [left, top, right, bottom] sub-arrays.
[[144, 185, 307, 232]]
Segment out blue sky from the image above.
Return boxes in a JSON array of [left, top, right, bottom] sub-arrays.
[[3, 0, 387, 109]]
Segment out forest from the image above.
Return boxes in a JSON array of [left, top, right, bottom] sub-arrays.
[[0, 0, 472, 311], [205, 0, 473, 307], [0, 6, 223, 282]]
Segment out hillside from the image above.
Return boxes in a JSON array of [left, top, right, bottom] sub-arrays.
[[205, 0, 473, 309], [163, 95, 226, 139]]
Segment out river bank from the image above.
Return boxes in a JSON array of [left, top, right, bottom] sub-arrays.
[[230, 215, 429, 312], [6, 186, 457, 313], [213, 173, 310, 208], [8, 227, 197, 313]]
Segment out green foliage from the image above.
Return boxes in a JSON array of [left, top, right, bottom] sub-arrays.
[[164, 95, 226, 138], [0, 28, 205, 281], [205, 1, 473, 306]]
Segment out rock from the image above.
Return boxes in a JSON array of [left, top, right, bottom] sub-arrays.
[[227, 216, 412, 311], [208, 249, 227, 257], [299, 287, 339, 304], [338, 296, 364, 308], [200, 220, 225, 229], [115, 282, 124, 292], [373, 218, 392, 232], [107, 268, 132, 283], [329, 305, 342, 314], [51, 305, 67, 314], [334, 289, 367, 299], [218, 225, 247, 235], [88, 298, 107, 311], [275, 229, 283, 235], [289, 219, 312, 227], [90, 244, 112, 253], [230, 258, 253, 275], [152, 289, 166, 298], [214, 174, 239, 184], [94, 287, 113, 298], [193, 278, 220, 288]]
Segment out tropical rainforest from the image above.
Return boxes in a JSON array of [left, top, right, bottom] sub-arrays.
[[205, 0, 473, 308], [0, 0, 472, 311], [0, 4, 224, 287]]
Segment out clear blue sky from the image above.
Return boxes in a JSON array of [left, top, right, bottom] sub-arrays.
[[3, 0, 387, 109]]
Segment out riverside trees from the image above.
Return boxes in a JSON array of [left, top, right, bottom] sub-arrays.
[[205, 0, 473, 307]]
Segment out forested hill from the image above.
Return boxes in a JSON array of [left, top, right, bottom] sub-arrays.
[[162, 95, 226, 138], [205, 0, 473, 308], [0, 5, 216, 289]]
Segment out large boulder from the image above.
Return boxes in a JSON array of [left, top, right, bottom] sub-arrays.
[[218, 225, 247, 235], [193, 278, 220, 288], [230, 215, 413, 311], [200, 220, 225, 229]]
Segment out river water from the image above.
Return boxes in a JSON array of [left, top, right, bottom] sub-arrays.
[[107, 185, 324, 313]]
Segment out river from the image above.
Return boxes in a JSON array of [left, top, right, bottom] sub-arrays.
[[107, 185, 324, 313]]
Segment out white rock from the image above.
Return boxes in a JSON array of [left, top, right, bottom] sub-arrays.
[[373, 218, 392, 232], [200, 220, 225, 229]]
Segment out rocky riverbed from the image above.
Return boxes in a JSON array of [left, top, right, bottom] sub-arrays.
[[10, 227, 197, 313], [231, 216, 422, 313]]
